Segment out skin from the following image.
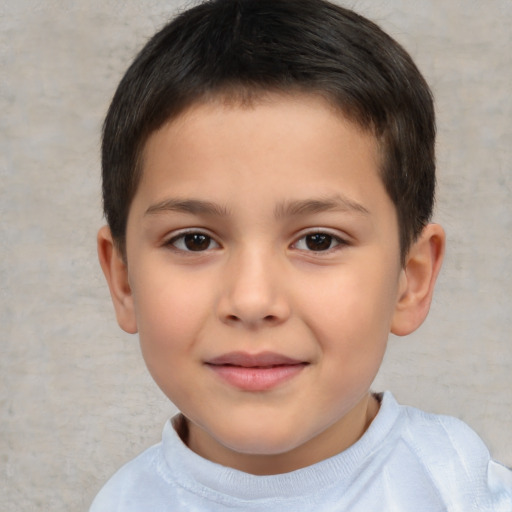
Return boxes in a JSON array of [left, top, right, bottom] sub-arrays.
[[98, 93, 445, 475]]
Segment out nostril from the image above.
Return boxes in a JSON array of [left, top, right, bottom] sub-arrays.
[[223, 313, 278, 325]]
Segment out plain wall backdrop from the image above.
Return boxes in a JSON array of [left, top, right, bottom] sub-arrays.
[[1, 0, 511, 510]]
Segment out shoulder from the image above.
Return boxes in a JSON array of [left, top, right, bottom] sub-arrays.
[[399, 400, 490, 465], [89, 442, 166, 512], [390, 395, 512, 511]]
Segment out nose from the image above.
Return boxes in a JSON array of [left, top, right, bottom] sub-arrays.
[[217, 247, 291, 328]]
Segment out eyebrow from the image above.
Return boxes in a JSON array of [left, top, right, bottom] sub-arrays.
[[274, 195, 370, 219], [145, 198, 230, 217], [145, 194, 369, 219]]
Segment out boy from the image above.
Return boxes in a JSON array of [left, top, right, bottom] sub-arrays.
[[91, 0, 512, 510]]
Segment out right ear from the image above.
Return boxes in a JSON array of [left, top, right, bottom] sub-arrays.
[[97, 226, 138, 334]]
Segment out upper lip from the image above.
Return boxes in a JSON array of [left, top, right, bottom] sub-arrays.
[[206, 351, 306, 367]]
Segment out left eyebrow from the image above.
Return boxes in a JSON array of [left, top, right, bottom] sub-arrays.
[[145, 198, 230, 217], [274, 195, 370, 219]]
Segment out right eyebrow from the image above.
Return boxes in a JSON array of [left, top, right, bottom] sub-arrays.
[[145, 198, 230, 217]]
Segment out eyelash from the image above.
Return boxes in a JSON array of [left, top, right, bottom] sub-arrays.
[[164, 229, 348, 254]]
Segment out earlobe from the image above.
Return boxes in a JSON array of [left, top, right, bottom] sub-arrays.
[[97, 226, 138, 334], [391, 223, 445, 336]]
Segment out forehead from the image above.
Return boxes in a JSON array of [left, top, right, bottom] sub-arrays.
[[141, 93, 380, 177], [142, 90, 379, 158], [133, 93, 388, 220]]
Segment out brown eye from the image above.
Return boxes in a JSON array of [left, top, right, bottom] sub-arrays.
[[168, 232, 220, 252], [305, 233, 334, 251], [183, 233, 212, 251], [294, 231, 346, 253]]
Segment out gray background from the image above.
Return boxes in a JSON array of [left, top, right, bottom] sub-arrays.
[[1, 0, 511, 510]]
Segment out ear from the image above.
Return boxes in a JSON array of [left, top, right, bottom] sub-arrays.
[[97, 226, 138, 334], [391, 223, 445, 336]]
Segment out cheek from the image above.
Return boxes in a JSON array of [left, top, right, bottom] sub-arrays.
[[309, 279, 391, 405], [300, 265, 397, 354], [132, 272, 214, 362], [133, 282, 207, 403]]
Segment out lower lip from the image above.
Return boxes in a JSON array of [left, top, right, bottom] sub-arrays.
[[207, 364, 306, 391]]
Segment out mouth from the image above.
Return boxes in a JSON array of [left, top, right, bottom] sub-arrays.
[[205, 351, 309, 391]]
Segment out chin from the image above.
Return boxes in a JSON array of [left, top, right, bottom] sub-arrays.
[[215, 423, 306, 456]]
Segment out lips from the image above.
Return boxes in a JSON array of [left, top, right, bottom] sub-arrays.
[[205, 351, 308, 391]]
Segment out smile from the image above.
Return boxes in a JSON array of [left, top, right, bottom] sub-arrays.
[[205, 351, 308, 391]]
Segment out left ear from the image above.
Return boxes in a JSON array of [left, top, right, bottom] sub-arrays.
[[391, 223, 445, 336]]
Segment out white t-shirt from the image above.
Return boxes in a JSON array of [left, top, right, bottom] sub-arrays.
[[89, 392, 512, 511]]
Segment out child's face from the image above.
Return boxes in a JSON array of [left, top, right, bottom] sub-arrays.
[[118, 94, 409, 473]]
